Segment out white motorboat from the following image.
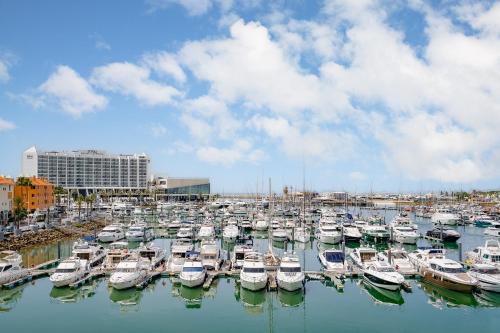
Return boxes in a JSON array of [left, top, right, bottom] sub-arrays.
[[137, 243, 166, 269], [126, 224, 154, 242], [231, 242, 254, 270], [197, 224, 215, 240], [176, 227, 194, 239], [408, 247, 446, 272], [467, 264, 500, 293], [392, 226, 419, 244], [363, 261, 405, 291], [223, 224, 239, 242], [50, 257, 89, 287], [167, 238, 194, 273], [97, 224, 125, 243], [291, 226, 310, 243], [377, 248, 416, 275], [277, 253, 304, 292], [431, 211, 460, 226], [389, 214, 417, 230], [0, 251, 29, 286], [253, 219, 269, 231], [272, 228, 288, 242], [179, 255, 206, 288], [350, 247, 378, 269], [240, 252, 268, 291], [109, 256, 149, 290], [466, 240, 500, 268], [318, 249, 347, 273], [315, 223, 342, 244], [200, 239, 219, 270], [72, 240, 106, 268], [103, 241, 130, 269], [342, 224, 362, 242], [485, 223, 500, 237]]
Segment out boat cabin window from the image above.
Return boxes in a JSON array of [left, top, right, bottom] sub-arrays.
[[326, 252, 345, 263], [182, 266, 204, 272], [236, 253, 245, 260], [1, 264, 12, 272], [360, 252, 375, 262], [76, 253, 91, 260], [491, 255, 500, 263], [56, 268, 76, 273], [437, 265, 465, 273], [280, 266, 301, 273], [140, 251, 155, 259], [483, 254, 490, 259], [243, 267, 265, 273], [116, 267, 136, 273]]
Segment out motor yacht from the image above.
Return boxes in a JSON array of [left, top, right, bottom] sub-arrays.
[[315, 223, 342, 244], [377, 248, 416, 275], [97, 224, 125, 243], [223, 224, 239, 242], [176, 227, 194, 239], [200, 239, 219, 270], [137, 243, 166, 269], [179, 254, 206, 288], [467, 264, 500, 293], [253, 219, 269, 231], [232, 240, 254, 270], [318, 249, 347, 273], [276, 253, 304, 292], [421, 258, 476, 293], [167, 238, 194, 273], [342, 224, 362, 242], [197, 224, 215, 240], [109, 255, 150, 290], [272, 227, 288, 242], [485, 222, 500, 237], [389, 214, 417, 230], [0, 251, 29, 286], [126, 224, 153, 242], [240, 252, 268, 291], [50, 257, 89, 287], [466, 240, 500, 268], [350, 247, 378, 269], [408, 247, 446, 272], [362, 225, 390, 243], [431, 211, 460, 226], [103, 241, 130, 269], [72, 240, 106, 268], [425, 227, 461, 242], [363, 261, 405, 291], [392, 226, 419, 244]]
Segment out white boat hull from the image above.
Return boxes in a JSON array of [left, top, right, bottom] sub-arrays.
[[179, 273, 206, 288], [277, 275, 304, 292], [240, 276, 268, 291]]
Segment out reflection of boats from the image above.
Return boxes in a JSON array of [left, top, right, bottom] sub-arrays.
[[361, 280, 404, 305], [278, 289, 304, 307], [109, 287, 143, 307], [474, 289, 500, 307], [420, 282, 477, 308], [49, 281, 98, 303], [0, 284, 26, 312], [240, 286, 266, 309], [172, 284, 204, 309]]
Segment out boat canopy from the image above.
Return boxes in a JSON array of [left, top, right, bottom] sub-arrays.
[[325, 251, 345, 263]]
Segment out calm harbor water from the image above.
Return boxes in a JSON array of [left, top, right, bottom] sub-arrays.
[[2, 208, 499, 332]]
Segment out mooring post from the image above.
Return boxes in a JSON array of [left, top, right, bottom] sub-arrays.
[[57, 241, 61, 259]]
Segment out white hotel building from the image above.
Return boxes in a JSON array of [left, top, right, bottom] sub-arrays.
[[21, 147, 150, 194]]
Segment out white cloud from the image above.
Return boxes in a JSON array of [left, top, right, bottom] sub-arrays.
[[196, 139, 264, 166], [147, 0, 212, 16], [0, 59, 10, 82], [0, 117, 15, 132], [39, 65, 108, 117], [90, 62, 181, 106], [142, 52, 186, 83], [151, 123, 167, 137]]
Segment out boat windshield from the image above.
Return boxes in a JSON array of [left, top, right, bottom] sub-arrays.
[[0, 265, 12, 272], [280, 266, 301, 273], [325, 252, 345, 263], [378, 267, 395, 272], [243, 267, 265, 273], [55, 268, 76, 273], [116, 268, 136, 273], [473, 267, 500, 274], [182, 266, 204, 272], [434, 265, 466, 273]]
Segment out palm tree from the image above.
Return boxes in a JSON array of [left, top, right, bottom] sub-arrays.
[[13, 196, 26, 231], [76, 195, 84, 220], [54, 186, 65, 205]]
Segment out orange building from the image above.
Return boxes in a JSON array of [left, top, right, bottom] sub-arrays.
[[14, 177, 55, 212], [0, 176, 15, 223]]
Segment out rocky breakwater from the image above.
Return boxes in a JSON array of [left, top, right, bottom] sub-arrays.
[[0, 220, 106, 251]]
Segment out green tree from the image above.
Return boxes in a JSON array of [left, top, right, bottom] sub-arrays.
[[54, 186, 65, 205], [13, 196, 27, 230], [76, 195, 85, 220]]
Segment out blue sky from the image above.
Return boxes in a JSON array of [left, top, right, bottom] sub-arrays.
[[1, 0, 499, 193]]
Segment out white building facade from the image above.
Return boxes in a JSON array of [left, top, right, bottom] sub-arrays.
[[22, 147, 150, 193]]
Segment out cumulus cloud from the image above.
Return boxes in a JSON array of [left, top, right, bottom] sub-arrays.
[[196, 139, 264, 166], [39, 65, 108, 117], [0, 118, 15, 132], [142, 52, 186, 83], [90, 62, 181, 106]]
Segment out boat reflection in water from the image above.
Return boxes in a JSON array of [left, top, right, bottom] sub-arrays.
[[171, 283, 206, 309], [278, 289, 304, 307], [474, 290, 500, 307], [0, 284, 26, 312], [108, 286, 144, 311], [420, 282, 477, 308], [49, 281, 98, 303], [235, 284, 266, 314], [360, 280, 404, 305]]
